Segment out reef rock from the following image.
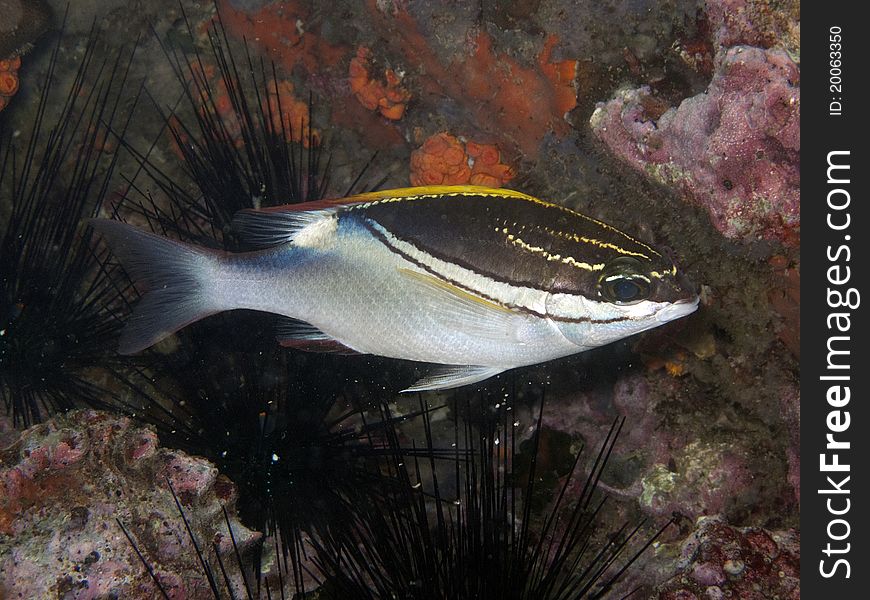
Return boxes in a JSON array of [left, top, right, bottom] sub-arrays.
[[654, 515, 800, 600], [590, 46, 799, 244], [0, 410, 260, 599]]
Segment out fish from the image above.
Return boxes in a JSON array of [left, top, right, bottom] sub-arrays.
[[90, 185, 699, 392]]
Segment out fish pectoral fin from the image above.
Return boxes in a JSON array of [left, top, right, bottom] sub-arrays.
[[232, 206, 338, 248], [401, 365, 506, 393], [398, 267, 513, 313], [397, 268, 522, 342], [275, 317, 360, 355]]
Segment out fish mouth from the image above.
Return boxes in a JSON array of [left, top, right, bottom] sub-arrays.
[[655, 296, 700, 323]]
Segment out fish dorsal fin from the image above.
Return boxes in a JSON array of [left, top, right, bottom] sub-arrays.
[[275, 317, 359, 354], [397, 267, 522, 343], [401, 365, 506, 393], [232, 206, 339, 249], [232, 186, 533, 249]]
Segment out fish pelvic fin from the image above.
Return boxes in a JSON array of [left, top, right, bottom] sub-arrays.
[[401, 365, 506, 393], [275, 317, 360, 354], [89, 219, 222, 354]]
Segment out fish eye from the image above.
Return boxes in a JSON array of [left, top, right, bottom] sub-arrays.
[[598, 257, 652, 305]]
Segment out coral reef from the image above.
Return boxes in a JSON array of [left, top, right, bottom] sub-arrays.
[[217, 0, 348, 75], [0, 55, 20, 112], [182, 59, 317, 151], [370, 4, 579, 156], [0, 0, 52, 59], [410, 132, 470, 186], [2, 0, 801, 596], [590, 47, 799, 244], [654, 516, 800, 600], [349, 46, 411, 120], [541, 369, 791, 526], [778, 382, 800, 507], [590, 0, 800, 245], [767, 253, 800, 357], [0, 410, 259, 598], [264, 78, 318, 145], [638, 439, 753, 518], [705, 0, 800, 58], [409, 132, 515, 187]]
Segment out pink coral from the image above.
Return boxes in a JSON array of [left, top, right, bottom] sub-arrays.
[[541, 372, 785, 523], [590, 45, 799, 244], [590, 0, 800, 245], [0, 410, 260, 598]]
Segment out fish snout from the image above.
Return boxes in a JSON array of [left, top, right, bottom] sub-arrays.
[[655, 296, 700, 323]]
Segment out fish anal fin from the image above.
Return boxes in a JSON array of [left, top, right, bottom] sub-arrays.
[[401, 365, 506, 393]]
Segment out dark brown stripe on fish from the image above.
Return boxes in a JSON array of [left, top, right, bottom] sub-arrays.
[[348, 191, 667, 297], [362, 219, 633, 325]]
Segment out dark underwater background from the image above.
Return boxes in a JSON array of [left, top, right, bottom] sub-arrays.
[[1, 0, 799, 597]]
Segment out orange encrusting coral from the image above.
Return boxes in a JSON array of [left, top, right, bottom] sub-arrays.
[[364, 1, 578, 156], [180, 61, 318, 153], [217, 0, 348, 76], [410, 133, 470, 186], [264, 79, 319, 146], [465, 140, 516, 187], [410, 133, 515, 188], [0, 55, 22, 112], [349, 46, 411, 120]]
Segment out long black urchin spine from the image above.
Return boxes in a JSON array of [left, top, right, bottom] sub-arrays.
[[0, 22, 151, 427]]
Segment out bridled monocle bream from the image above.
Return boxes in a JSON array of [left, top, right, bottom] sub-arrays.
[[90, 185, 699, 391]]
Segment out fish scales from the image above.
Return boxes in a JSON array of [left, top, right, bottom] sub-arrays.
[[217, 217, 568, 366], [90, 185, 699, 391]]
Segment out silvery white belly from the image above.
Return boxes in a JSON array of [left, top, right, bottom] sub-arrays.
[[213, 227, 578, 368]]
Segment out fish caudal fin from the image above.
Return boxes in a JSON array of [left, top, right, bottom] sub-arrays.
[[89, 219, 222, 354]]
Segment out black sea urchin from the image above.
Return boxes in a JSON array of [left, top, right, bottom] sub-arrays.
[[117, 3, 382, 252], [311, 389, 668, 599], [0, 25, 153, 427]]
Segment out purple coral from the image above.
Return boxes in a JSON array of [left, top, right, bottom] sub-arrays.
[[655, 515, 800, 600], [541, 372, 780, 523], [589, 0, 800, 245], [590, 45, 799, 244], [778, 382, 800, 506], [0, 410, 260, 599]]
